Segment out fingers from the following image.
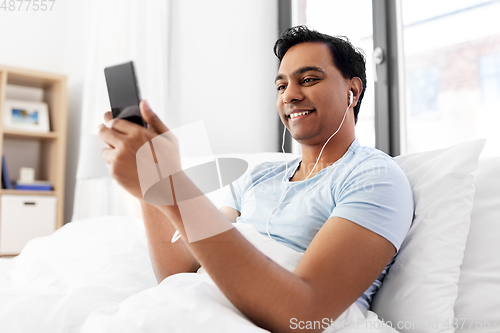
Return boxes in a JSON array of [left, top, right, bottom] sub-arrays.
[[140, 100, 169, 134], [106, 117, 141, 135], [104, 111, 112, 125], [101, 147, 116, 164], [98, 123, 125, 148], [101, 147, 117, 176]]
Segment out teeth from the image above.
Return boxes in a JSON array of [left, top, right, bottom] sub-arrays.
[[289, 111, 311, 119]]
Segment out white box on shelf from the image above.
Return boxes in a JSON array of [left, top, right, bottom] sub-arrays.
[[0, 195, 57, 255]]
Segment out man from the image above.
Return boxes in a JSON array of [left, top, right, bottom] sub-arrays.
[[99, 26, 413, 332]]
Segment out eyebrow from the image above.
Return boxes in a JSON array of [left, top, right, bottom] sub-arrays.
[[275, 66, 326, 83]]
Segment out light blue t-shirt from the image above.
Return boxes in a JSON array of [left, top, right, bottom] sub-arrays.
[[219, 138, 414, 314]]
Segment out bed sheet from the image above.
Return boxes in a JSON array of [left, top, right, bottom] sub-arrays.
[[0, 215, 399, 333]]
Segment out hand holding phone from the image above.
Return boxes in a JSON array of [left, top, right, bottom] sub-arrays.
[[104, 61, 146, 127]]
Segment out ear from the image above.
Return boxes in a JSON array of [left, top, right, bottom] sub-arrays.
[[349, 77, 363, 108]]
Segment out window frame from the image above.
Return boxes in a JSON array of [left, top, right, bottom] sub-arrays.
[[277, 0, 294, 153], [372, 0, 406, 156]]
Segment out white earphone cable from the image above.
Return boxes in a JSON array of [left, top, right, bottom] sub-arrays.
[[281, 123, 288, 183]]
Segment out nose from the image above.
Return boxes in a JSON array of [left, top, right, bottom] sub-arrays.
[[282, 82, 304, 104]]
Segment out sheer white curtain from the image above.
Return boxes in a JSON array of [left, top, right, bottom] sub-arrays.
[[72, 0, 170, 221]]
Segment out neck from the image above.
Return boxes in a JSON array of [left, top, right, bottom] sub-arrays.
[[293, 130, 356, 181]]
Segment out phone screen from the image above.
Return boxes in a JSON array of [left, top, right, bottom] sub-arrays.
[[104, 61, 146, 127]]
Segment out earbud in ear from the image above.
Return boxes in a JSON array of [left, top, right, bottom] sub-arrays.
[[349, 90, 353, 105]]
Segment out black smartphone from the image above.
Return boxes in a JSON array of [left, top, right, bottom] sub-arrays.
[[104, 61, 146, 127]]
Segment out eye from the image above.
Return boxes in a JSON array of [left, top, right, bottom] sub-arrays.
[[276, 84, 286, 92], [302, 77, 317, 84]]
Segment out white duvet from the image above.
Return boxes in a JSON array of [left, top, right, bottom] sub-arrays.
[[0, 216, 398, 332]]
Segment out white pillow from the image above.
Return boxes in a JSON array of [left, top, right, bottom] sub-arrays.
[[371, 139, 485, 333], [454, 156, 500, 333]]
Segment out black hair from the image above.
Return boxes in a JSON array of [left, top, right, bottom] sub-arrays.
[[274, 25, 367, 124]]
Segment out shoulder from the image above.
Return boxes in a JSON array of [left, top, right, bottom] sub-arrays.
[[330, 143, 414, 252], [331, 142, 412, 204], [342, 143, 408, 183]]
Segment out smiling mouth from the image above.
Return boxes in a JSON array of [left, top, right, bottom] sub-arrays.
[[287, 110, 314, 119]]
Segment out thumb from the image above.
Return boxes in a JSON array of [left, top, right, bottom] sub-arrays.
[[140, 100, 169, 134]]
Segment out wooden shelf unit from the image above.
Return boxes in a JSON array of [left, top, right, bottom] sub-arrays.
[[0, 65, 67, 232], [3, 129, 59, 140]]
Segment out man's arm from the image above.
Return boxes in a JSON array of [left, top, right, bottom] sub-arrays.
[[142, 204, 240, 282], [140, 201, 200, 281], [101, 109, 199, 281]]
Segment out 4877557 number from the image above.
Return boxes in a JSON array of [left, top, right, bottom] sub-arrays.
[[1, 0, 56, 11]]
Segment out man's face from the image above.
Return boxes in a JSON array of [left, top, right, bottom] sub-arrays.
[[275, 42, 350, 144]]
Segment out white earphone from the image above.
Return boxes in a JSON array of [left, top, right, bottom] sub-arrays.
[[266, 90, 355, 239]]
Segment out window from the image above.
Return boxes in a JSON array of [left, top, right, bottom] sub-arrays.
[[402, 0, 500, 155], [292, 0, 500, 156], [479, 53, 500, 108], [409, 66, 440, 116]]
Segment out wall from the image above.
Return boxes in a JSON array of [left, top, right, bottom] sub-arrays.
[[169, 0, 279, 154], [0, 0, 279, 223]]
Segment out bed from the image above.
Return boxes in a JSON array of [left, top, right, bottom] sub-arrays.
[[0, 138, 498, 333]]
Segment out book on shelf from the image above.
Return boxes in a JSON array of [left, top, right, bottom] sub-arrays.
[[14, 180, 53, 191], [1, 155, 12, 189]]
